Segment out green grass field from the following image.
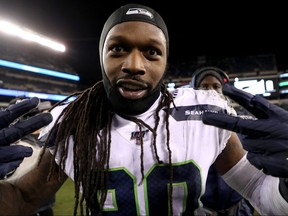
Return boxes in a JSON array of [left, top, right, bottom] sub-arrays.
[[53, 178, 76, 215]]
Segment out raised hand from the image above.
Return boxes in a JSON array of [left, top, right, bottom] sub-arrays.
[[202, 84, 288, 178], [0, 97, 52, 179]]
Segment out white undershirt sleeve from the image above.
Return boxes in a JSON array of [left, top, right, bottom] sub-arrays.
[[221, 153, 288, 215]]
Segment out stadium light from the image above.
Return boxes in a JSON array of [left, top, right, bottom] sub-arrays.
[[0, 59, 80, 81], [0, 19, 65, 52], [0, 88, 76, 102]]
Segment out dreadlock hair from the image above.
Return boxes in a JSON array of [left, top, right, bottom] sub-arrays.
[[45, 80, 176, 215]]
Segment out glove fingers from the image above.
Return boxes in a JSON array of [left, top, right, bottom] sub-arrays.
[[203, 111, 288, 138], [222, 84, 267, 118], [0, 97, 40, 129], [0, 159, 23, 179], [0, 113, 52, 146], [250, 95, 288, 121], [222, 84, 254, 106], [247, 152, 288, 178], [0, 145, 33, 162], [222, 85, 287, 120], [202, 112, 267, 135], [242, 138, 288, 152]]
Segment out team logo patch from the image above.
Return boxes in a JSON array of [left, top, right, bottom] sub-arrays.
[[169, 104, 228, 121], [130, 130, 149, 145], [126, 8, 154, 19]]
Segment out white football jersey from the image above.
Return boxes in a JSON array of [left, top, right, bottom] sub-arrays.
[[45, 88, 232, 215]]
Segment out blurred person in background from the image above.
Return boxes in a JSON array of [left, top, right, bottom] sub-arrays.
[[190, 66, 254, 216]]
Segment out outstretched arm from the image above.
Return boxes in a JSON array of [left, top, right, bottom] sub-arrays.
[[0, 149, 67, 215]]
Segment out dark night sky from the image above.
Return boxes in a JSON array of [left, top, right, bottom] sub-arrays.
[[0, 0, 287, 87]]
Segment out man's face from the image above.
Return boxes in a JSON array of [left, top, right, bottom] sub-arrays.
[[102, 21, 167, 100], [198, 75, 223, 94]]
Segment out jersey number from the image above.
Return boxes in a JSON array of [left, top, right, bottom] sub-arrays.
[[95, 161, 202, 215]]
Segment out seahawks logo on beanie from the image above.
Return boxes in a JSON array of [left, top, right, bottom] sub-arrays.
[[126, 7, 154, 18]]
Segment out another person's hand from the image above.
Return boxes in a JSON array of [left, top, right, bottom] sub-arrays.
[[0, 97, 53, 179], [202, 84, 288, 178]]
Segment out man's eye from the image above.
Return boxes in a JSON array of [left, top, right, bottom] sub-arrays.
[[149, 49, 157, 56], [199, 86, 208, 90], [112, 46, 124, 52], [216, 86, 222, 90]]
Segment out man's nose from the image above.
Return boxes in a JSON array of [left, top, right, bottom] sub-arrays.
[[122, 50, 145, 75]]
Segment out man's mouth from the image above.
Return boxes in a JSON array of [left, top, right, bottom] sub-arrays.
[[116, 79, 148, 100]]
